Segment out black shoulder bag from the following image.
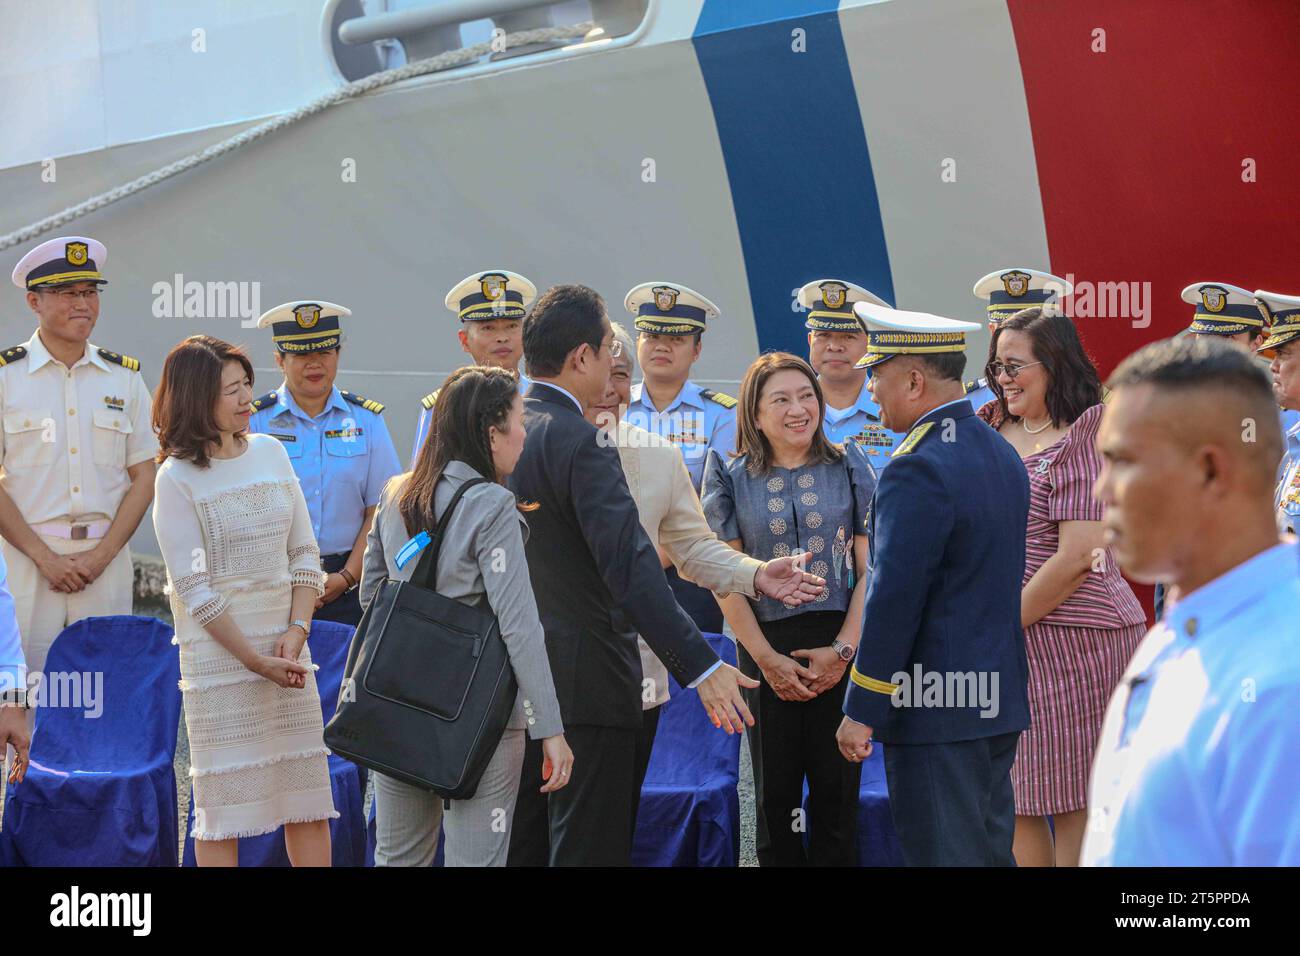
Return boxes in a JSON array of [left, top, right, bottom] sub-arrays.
[[324, 477, 518, 799]]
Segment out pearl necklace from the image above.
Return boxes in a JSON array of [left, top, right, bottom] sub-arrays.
[[1022, 416, 1052, 435]]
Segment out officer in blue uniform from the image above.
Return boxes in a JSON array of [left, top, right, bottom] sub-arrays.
[[837, 302, 1031, 866], [1257, 290, 1300, 534], [409, 270, 535, 465], [624, 281, 736, 633], [250, 300, 400, 626], [966, 268, 1075, 410], [797, 278, 901, 466]]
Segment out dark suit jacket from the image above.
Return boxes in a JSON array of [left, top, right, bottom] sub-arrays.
[[508, 382, 719, 730], [843, 399, 1031, 744]]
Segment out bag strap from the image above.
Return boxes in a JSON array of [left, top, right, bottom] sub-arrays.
[[409, 476, 489, 591]]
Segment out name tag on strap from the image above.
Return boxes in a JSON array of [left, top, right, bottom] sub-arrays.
[[395, 531, 431, 570]]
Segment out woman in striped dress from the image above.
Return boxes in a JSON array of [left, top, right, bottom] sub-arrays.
[[977, 307, 1145, 867]]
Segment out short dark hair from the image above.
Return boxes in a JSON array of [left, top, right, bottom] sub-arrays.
[[523, 284, 608, 377], [988, 307, 1102, 426], [909, 351, 965, 382], [1109, 335, 1275, 396], [1108, 336, 1283, 473], [153, 335, 255, 468]]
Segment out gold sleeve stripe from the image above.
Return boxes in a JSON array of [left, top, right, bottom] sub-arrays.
[[849, 666, 900, 696]]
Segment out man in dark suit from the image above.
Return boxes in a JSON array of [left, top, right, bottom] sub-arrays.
[[836, 303, 1031, 866], [507, 284, 817, 866]]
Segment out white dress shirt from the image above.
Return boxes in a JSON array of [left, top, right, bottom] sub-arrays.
[[0, 330, 156, 524]]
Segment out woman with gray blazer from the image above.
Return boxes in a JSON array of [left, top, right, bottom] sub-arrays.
[[360, 366, 572, 867]]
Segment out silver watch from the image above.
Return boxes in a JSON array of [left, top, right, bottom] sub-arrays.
[[290, 619, 312, 638], [831, 639, 855, 663]]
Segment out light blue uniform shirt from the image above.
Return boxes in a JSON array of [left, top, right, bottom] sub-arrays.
[[1279, 409, 1300, 481], [410, 371, 531, 466], [820, 375, 900, 468], [964, 377, 997, 414], [248, 383, 401, 555], [0, 549, 25, 696], [1083, 541, 1300, 866], [1275, 416, 1300, 533], [626, 380, 736, 491]]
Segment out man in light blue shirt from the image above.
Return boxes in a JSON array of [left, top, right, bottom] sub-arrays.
[[796, 278, 900, 465], [1085, 336, 1300, 865], [249, 300, 400, 626], [409, 270, 535, 465]]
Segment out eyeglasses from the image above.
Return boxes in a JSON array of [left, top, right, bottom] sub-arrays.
[[43, 287, 101, 303], [986, 360, 1043, 381], [603, 338, 624, 359]]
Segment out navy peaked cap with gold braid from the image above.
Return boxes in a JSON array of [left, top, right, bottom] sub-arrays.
[[445, 270, 536, 322], [12, 236, 108, 290], [1256, 290, 1300, 354], [797, 278, 890, 332], [1180, 281, 1262, 336], [972, 268, 1072, 322], [853, 303, 980, 370], [625, 281, 720, 335], [257, 300, 349, 353]]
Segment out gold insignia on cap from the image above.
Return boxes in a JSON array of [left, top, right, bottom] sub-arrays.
[[1201, 287, 1227, 313], [820, 281, 848, 310], [66, 242, 88, 266], [1001, 270, 1031, 297], [480, 273, 508, 301], [653, 286, 680, 312], [293, 304, 321, 328]]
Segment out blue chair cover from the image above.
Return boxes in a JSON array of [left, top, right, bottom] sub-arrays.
[[182, 620, 366, 866], [0, 615, 181, 866], [632, 631, 741, 867]]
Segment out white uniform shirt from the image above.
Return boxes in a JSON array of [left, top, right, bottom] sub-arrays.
[[0, 330, 156, 525]]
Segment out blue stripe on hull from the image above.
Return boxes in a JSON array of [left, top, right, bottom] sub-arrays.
[[692, 1, 895, 356]]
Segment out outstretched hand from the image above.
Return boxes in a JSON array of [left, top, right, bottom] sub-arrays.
[[756, 552, 825, 607]]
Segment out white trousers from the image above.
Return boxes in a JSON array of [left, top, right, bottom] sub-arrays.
[[2, 534, 133, 692]]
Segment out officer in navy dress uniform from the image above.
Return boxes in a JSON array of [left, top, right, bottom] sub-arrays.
[[965, 269, 1075, 410], [0, 237, 157, 728], [797, 279, 902, 466], [408, 270, 535, 465], [248, 300, 400, 626], [623, 281, 737, 633], [1257, 290, 1300, 535], [837, 303, 1031, 866]]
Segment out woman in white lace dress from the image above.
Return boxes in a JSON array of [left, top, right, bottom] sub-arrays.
[[152, 335, 336, 866]]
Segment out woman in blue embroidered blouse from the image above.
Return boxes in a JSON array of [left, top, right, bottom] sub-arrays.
[[702, 352, 877, 866]]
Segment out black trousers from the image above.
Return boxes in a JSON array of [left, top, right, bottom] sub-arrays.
[[882, 731, 1020, 866], [315, 552, 362, 627], [507, 723, 638, 866], [738, 611, 862, 867], [630, 704, 663, 841]]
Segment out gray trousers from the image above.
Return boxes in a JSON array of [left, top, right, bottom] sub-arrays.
[[373, 727, 526, 867]]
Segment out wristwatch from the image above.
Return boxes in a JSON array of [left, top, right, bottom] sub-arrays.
[[831, 639, 855, 663], [339, 568, 359, 592], [289, 619, 312, 639], [0, 688, 28, 709]]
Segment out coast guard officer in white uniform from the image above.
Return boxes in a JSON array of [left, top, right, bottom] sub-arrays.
[[0, 237, 156, 698]]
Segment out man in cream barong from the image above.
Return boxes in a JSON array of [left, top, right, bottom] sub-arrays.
[[585, 321, 826, 839]]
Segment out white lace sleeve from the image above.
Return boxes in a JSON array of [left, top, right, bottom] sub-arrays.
[[153, 466, 228, 626]]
